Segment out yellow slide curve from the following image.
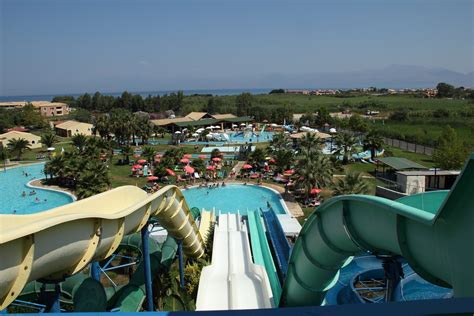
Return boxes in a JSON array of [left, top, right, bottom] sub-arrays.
[[0, 185, 204, 309]]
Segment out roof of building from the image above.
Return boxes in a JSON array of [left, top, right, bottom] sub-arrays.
[[220, 116, 254, 123], [55, 120, 93, 130], [151, 117, 194, 126], [0, 131, 41, 140], [0, 101, 67, 108], [396, 170, 460, 176], [290, 131, 331, 139], [377, 157, 428, 170], [185, 112, 209, 121], [174, 118, 219, 127], [211, 113, 237, 120]]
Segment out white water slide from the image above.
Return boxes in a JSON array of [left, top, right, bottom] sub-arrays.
[[196, 213, 274, 310]]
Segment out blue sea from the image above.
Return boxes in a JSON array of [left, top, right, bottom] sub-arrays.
[[0, 88, 271, 102]]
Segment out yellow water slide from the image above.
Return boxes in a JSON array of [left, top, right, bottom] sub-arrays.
[[0, 185, 204, 309]]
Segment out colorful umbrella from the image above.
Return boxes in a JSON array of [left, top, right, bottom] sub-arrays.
[[147, 176, 159, 181], [184, 165, 195, 174], [212, 157, 221, 162], [284, 169, 294, 175], [133, 154, 141, 158], [198, 155, 207, 159], [180, 158, 190, 164], [132, 164, 143, 169], [183, 154, 192, 159], [269, 158, 276, 164], [242, 164, 253, 169], [166, 168, 176, 176], [310, 188, 322, 195], [206, 165, 216, 170], [137, 159, 147, 164]]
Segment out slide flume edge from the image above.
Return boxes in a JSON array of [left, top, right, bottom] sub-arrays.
[[0, 184, 204, 309]]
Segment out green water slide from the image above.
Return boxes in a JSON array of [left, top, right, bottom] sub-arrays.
[[280, 153, 474, 307], [247, 209, 282, 306]]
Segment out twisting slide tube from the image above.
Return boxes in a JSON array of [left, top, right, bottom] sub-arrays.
[[0, 185, 204, 309], [280, 154, 474, 307]]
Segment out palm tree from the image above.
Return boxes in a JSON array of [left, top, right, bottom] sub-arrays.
[[75, 160, 110, 199], [210, 148, 222, 159], [270, 132, 290, 152], [72, 134, 88, 152], [41, 133, 57, 148], [7, 138, 31, 160], [273, 149, 294, 173], [294, 150, 334, 199], [248, 147, 266, 166], [299, 132, 321, 153], [93, 114, 111, 140], [333, 172, 369, 196], [121, 145, 133, 164], [1, 145, 9, 171], [44, 155, 65, 179], [363, 131, 384, 160], [334, 131, 357, 164], [142, 146, 156, 163]]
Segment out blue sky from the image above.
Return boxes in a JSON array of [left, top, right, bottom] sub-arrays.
[[1, 0, 473, 95]]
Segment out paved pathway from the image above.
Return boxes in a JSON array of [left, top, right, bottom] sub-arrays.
[[230, 161, 245, 178]]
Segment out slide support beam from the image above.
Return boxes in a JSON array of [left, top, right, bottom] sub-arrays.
[[141, 223, 154, 312], [178, 241, 185, 289], [90, 262, 101, 281]]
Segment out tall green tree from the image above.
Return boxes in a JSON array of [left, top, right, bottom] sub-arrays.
[[333, 172, 369, 196], [334, 132, 357, 164], [299, 132, 321, 153], [1, 145, 9, 171], [235, 93, 253, 117], [433, 126, 467, 170], [363, 131, 384, 160], [248, 147, 266, 166], [41, 133, 57, 148], [142, 146, 156, 163], [294, 150, 334, 198], [273, 149, 294, 173], [7, 138, 31, 160], [72, 134, 88, 152]]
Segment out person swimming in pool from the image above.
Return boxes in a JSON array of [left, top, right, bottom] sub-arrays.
[[21, 191, 26, 197], [34, 197, 40, 203]]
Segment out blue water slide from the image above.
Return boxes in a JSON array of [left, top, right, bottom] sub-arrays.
[[261, 208, 292, 281]]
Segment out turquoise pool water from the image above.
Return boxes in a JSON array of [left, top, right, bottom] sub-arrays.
[[0, 164, 74, 214], [182, 184, 286, 215]]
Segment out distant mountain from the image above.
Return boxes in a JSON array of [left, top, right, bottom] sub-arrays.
[[254, 65, 474, 89]]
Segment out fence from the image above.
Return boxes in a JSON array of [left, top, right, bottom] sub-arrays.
[[382, 137, 434, 156]]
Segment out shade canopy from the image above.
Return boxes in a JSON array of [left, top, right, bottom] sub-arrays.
[[137, 159, 147, 164], [175, 131, 181, 134], [242, 164, 253, 169], [166, 168, 176, 176], [212, 157, 221, 162], [310, 188, 322, 194], [183, 154, 192, 159], [206, 165, 216, 170], [184, 165, 195, 174], [284, 169, 294, 175], [180, 158, 190, 163], [147, 176, 159, 181], [132, 164, 142, 169], [198, 155, 207, 159]]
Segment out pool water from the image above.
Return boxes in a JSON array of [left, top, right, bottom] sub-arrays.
[[0, 163, 74, 214], [227, 131, 274, 143], [182, 184, 286, 215]]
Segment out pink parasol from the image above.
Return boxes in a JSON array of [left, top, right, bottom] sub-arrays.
[[184, 165, 195, 174]]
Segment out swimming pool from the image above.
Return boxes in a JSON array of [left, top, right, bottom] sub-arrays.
[[0, 163, 75, 214], [182, 184, 287, 215]]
